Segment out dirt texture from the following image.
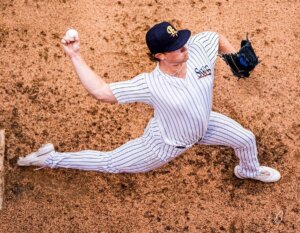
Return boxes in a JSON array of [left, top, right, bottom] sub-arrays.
[[0, 0, 299, 232]]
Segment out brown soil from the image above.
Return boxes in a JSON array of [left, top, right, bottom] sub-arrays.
[[0, 0, 299, 232]]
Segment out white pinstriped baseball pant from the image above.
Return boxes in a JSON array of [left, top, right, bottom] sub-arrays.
[[45, 112, 260, 178]]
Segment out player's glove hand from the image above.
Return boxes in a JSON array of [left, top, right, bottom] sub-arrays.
[[220, 33, 260, 79]]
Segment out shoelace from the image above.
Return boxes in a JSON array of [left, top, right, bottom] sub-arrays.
[[258, 170, 270, 177]]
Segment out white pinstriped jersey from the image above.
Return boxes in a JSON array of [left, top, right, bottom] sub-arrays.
[[109, 32, 219, 147]]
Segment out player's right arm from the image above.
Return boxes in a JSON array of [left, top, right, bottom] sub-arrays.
[[61, 34, 117, 103], [69, 54, 117, 103]]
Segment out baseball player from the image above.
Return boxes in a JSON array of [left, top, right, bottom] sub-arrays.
[[18, 22, 280, 182]]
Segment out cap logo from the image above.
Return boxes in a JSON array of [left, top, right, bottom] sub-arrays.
[[167, 26, 178, 37]]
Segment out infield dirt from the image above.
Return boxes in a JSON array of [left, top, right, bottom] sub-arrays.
[[0, 0, 299, 232]]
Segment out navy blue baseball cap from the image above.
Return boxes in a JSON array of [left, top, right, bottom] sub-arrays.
[[146, 21, 191, 54]]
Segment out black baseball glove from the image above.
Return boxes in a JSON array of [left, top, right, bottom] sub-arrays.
[[220, 33, 260, 79]]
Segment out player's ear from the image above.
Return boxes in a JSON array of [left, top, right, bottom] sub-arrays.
[[154, 53, 164, 61]]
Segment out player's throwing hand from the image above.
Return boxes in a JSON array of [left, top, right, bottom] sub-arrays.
[[61, 28, 80, 57]]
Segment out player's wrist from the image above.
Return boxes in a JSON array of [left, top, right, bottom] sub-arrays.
[[70, 52, 82, 60]]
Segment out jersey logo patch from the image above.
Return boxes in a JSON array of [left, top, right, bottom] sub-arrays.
[[195, 65, 212, 79]]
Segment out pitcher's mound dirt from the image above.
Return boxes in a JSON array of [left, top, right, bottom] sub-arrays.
[[0, 0, 299, 232]]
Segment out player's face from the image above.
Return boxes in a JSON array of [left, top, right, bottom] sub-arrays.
[[163, 45, 189, 64]]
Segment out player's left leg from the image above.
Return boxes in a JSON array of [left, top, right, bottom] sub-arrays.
[[198, 111, 280, 182]]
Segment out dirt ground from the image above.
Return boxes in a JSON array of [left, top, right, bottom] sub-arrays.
[[0, 0, 299, 232]]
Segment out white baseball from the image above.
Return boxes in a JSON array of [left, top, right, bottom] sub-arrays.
[[66, 29, 78, 41]]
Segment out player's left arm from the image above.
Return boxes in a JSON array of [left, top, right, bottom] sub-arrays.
[[218, 34, 237, 54], [187, 32, 235, 67], [218, 33, 260, 79]]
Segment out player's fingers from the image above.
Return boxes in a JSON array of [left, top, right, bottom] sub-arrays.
[[61, 36, 72, 44], [61, 38, 67, 44], [73, 34, 79, 41], [64, 36, 77, 43]]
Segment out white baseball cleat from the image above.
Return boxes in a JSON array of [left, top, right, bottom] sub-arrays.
[[17, 143, 55, 167], [234, 165, 281, 183]]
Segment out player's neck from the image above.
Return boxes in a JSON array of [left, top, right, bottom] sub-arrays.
[[159, 62, 187, 79]]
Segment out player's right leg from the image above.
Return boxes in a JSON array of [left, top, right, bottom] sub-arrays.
[[47, 137, 165, 173], [18, 136, 166, 173], [17, 119, 186, 173]]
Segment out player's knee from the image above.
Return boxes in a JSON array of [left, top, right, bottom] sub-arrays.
[[247, 130, 256, 142], [246, 130, 256, 145], [235, 129, 256, 149]]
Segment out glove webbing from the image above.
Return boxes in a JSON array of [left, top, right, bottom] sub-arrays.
[[220, 53, 250, 78]]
